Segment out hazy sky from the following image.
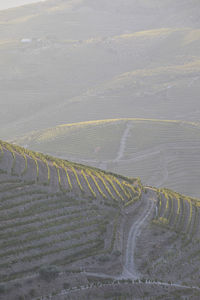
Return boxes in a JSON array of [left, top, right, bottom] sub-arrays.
[[0, 0, 47, 10]]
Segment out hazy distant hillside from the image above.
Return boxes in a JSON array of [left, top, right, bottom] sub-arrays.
[[15, 118, 200, 198], [0, 0, 200, 139]]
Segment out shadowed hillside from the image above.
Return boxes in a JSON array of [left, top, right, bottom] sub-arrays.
[[1, 141, 200, 299], [0, 141, 141, 288]]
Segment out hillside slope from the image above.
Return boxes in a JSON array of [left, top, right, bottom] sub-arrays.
[[1, 141, 200, 299], [1, 1, 200, 139], [14, 118, 200, 198]]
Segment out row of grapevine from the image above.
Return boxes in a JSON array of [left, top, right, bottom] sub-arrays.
[[0, 143, 4, 161], [35, 152, 51, 184], [24, 149, 39, 181], [154, 188, 200, 240], [0, 141, 143, 207], [81, 170, 96, 198], [14, 146, 28, 176], [86, 170, 107, 199], [94, 171, 116, 200], [71, 166, 84, 192], [4, 143, 16, 175], [104, 175, 125, 202]]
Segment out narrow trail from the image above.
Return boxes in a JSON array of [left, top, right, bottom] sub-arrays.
[[122, 197, 155, 279], [33, 192, 200, 300], [83, 194, 155, 281], [99, 122, 132, 170], [114, 122, 132, 162], [49, 280, 200, 300]]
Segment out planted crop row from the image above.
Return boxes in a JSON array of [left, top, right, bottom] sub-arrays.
[[0, 191, 59, 213], [0, 227, 100, 260], [0, 180, 35, 194], [0, 143, 4, 161], [111, 176, 131, 200], [0, 204, 95, 232], [154, 188, 200, 239], [11, 144, 28, 176], [4, 144, 16, 175], [94, 171, 116, 200], [53, 162, 63, 189], [105, 175, 124, 202], [35, 152, 50, 184], [0, 238, 104, 283], [86, 170, 107, 199], [0, 218, 104, 253], [24, 149, 39, 181], [81, 170, 96, 198], [71, 166, 83, 192], [62, 164, 73, 190]]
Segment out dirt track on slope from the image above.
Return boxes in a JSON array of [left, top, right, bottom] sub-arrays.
[[122, 196, 155, 279]]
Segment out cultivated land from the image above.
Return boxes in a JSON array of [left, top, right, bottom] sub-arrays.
[[15, 118, 200, 198], [0, 0, 200, 139], [1, 141, 200, 299], [1, 1, 200, 299]]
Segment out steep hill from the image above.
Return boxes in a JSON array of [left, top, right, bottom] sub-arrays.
[[14, 118, 200, 198], [1, 140, 200, 299]]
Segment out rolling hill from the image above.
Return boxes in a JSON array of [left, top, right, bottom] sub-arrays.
[[1, 140, 200, 299], [0, 0, 200, 140], [14, 118, 200, 198]]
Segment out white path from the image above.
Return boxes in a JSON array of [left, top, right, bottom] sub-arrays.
[[122, 197, 155, 279], [99, 122, 132, 170], [114, 122, 132, 162]]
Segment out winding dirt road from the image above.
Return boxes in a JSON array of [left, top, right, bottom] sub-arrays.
[[122, 196, 155, 279]]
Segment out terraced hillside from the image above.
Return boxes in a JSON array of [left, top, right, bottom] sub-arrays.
[[1, 140, 200, 299], [135, 187, 200, 288], [15, 118, 200, 198], [0, 139, 144, 298]]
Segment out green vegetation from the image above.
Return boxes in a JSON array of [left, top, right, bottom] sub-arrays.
[[15, 118, 200, 199], [39, 265, 60, 282], [153, 188, 200, 239], [0, 139, 141, 283]]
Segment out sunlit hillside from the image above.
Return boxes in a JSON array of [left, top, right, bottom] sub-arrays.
[[15, 118, 200, 198]]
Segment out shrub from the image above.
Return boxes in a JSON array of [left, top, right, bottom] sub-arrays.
[[29, 289, 36, 297], [98, 255, 110, 262], [63, 282, 70, 289], [18, 296, 25, 300], [0, 284, 6, 294], [39, 265, 60, 281], [113, 250, 121, 257]]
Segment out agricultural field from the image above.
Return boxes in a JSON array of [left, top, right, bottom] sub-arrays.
[[1, 1, 200, 299], [135, 187, 200, 288], [15, 118, 200, 198], [0, 1, 200, 139], [0, 139, 144, 299], [1, 140, 200, 299]]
